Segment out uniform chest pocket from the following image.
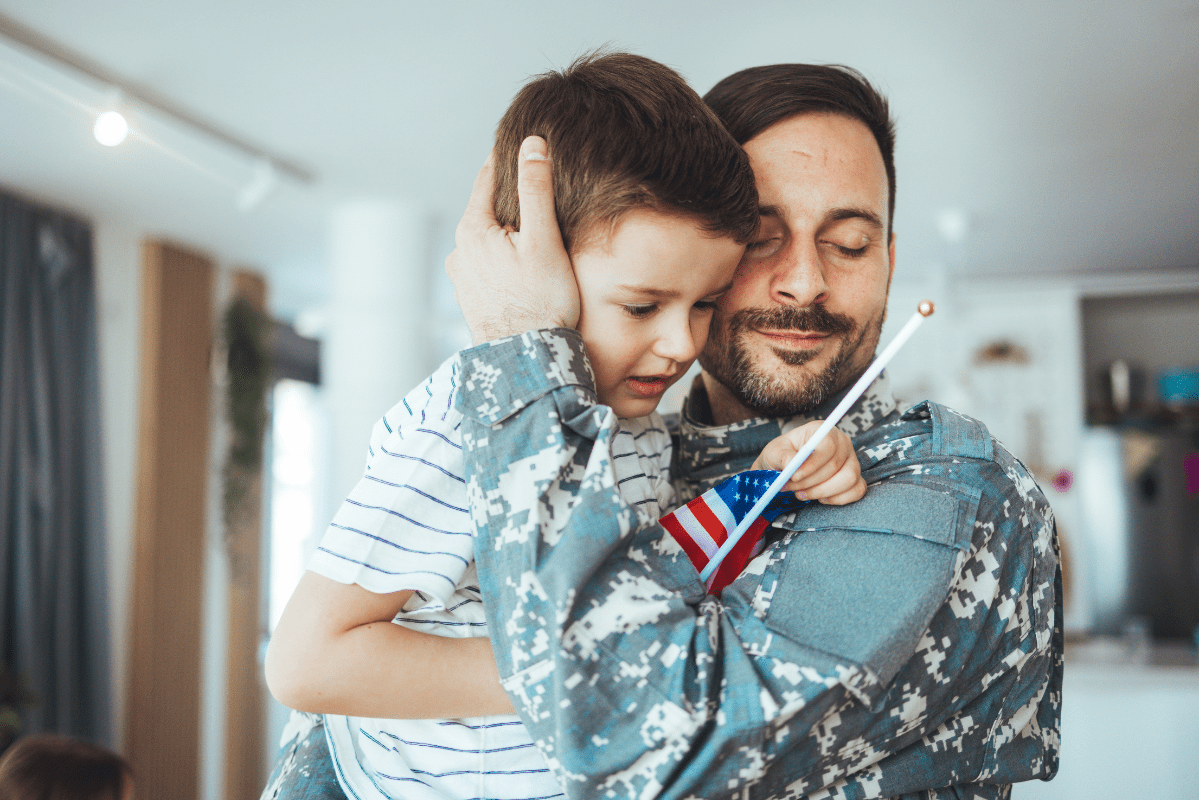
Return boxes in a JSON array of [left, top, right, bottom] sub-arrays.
[[763, 480, 979, 700]]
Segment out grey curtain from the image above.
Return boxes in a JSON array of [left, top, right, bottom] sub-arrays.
[[0, 190, 112, 747]]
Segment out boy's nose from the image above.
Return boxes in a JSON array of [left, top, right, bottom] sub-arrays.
[[653, 316, 701, 364]]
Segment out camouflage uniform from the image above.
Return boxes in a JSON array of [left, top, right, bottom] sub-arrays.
[[454, 329, 1062, 800]]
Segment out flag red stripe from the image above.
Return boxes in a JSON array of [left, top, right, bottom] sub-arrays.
[[661, 513, 710, 572], [688, 497, 729, 546], [709, 516, 769, 593]]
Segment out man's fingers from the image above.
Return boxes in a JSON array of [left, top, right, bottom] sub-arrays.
[[516, 136, 564, 252], [461, 151, 499, 231]]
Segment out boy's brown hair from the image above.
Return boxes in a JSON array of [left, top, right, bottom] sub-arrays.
[[493, 52, 758, 253]]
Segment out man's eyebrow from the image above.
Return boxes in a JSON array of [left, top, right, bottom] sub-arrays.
[[758, 205, 884, 231], [829, 207, 884, 230]]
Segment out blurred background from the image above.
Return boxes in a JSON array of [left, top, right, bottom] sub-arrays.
[[0, 1, 1195, 798]]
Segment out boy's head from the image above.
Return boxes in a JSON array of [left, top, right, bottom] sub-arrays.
[[493, 52, 759, 418]]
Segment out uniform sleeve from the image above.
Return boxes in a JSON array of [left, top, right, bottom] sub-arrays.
[[308, 358, 472, 606], [456, 330, 1060, 800]]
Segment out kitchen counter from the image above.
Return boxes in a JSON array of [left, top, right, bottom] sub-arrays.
[[1018, 637, 1197, 798]]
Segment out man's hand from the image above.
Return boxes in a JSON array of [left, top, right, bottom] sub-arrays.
[[445, 136, 579, 344], [753, 422, 867, 505]]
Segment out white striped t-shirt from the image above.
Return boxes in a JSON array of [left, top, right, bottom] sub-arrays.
[[307, 355, 675, 800]]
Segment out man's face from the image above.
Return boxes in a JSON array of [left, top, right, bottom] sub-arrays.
[[700, 112, 896, 422]]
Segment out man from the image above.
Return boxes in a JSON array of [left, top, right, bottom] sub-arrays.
[[445, 64, 1062, 799]]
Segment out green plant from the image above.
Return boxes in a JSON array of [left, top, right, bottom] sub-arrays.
[[222, 296, 272, 529]]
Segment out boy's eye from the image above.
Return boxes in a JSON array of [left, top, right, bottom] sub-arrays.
[[622, 304, 657, 319], [693, 299, 719, 312]]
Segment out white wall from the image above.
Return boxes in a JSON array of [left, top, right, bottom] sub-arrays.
[[92, 218, 142, 749], [324, 200, 435, 505]]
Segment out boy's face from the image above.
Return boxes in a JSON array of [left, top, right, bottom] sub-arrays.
[[573, 209, 744, 419]]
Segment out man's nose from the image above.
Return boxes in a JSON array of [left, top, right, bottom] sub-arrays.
[[769, 239, 830, 307]]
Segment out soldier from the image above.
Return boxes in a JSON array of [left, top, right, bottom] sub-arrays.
[[263, 64, 1063, 800], [443, 64, 1062, 799]]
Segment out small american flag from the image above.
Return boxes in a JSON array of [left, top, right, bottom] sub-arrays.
[[660, 470, 808, 594]]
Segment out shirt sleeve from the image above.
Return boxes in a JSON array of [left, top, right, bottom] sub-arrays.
[[614, 413, 677, 525], [308, 357, 472, 607], [455, 329, 1060, 800]]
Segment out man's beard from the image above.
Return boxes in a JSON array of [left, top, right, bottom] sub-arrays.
[[700, 304, 883, 418]]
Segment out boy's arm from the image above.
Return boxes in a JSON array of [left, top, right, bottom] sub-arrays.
[[265, 570, 512, 719], [265, 352, 512, 722]]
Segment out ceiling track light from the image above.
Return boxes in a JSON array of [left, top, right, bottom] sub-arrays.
[[0, 11, 314, 195], [93, 109, 128, 146]]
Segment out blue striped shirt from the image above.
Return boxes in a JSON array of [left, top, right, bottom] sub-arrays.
[[308, 355, 675, 800]]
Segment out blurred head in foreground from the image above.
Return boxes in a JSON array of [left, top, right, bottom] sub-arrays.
[[0, 735, 133, 800]]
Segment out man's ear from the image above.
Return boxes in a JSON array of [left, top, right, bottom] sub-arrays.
[[887, 232, 897, 282]]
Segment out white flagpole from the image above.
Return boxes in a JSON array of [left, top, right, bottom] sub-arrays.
[[698, 300, 935, 584]]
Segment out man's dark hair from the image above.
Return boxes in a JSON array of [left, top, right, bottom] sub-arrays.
[[494, 51, 759, 253], [703, 64, 897, 235]]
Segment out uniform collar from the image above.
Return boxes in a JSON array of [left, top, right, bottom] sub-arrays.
[[675, 371, 898, 492]]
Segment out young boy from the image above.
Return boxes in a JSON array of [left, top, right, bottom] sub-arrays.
[[265, 53, 864, 800]]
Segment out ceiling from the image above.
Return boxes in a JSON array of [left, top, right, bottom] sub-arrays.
[[0, 0, 1195, 321]]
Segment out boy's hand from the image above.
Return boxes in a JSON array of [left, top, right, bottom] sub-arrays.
[[752, 421, 866, 505], [445, 136, 580, 344]]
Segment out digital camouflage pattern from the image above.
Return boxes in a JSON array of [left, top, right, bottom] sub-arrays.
[[454, 328, 1062, 800]]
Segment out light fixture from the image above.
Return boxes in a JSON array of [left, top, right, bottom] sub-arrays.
[[93, 109, 128, 146], [0, 11, 313, 206]]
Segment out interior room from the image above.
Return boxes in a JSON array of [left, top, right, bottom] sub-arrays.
[[0, 2, 1195, 798]]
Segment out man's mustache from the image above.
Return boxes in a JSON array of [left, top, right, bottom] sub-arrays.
[[727, 305, 856, 336]]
